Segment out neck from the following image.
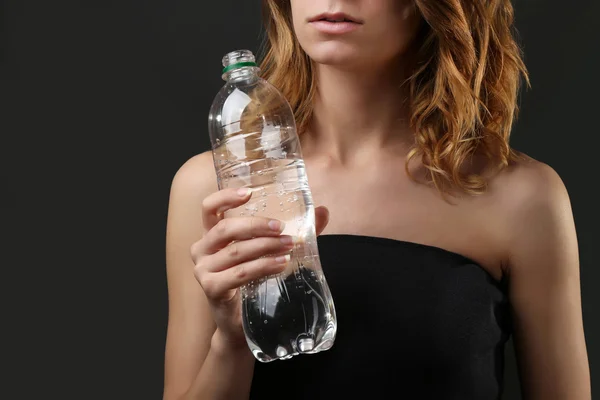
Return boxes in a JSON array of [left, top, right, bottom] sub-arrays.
[[303, 60, 414, 165]]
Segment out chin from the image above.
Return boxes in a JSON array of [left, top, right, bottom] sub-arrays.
[[304, 42, 369, 68]]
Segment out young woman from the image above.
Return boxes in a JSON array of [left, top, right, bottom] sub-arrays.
[[163, 1, 591, 399]]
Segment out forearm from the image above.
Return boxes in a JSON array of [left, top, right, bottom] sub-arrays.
[[179, 332, 256, 400]]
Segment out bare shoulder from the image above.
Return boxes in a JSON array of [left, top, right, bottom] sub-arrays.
[[167, 150, 218, 241], [170, 150, 218, 199], [488, 153, 571, 216], [486, 152, 576, 271]]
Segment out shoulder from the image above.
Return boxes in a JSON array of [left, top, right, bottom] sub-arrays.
[[487, 152, 576, 270], [170, 150, 218, 200], [166, 151, 219, 246], [490, 153, 571, 215]]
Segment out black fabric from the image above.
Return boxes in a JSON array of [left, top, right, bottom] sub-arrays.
[[250, 234, 511, 400]]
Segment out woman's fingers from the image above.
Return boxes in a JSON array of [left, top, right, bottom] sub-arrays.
[[207, 235, 295, 273], [201, 187, 253, 231]]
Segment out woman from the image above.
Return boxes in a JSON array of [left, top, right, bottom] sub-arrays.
[[163, 0, 591, 399]]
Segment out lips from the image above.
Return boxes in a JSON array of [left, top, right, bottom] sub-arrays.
[[321, 17, 353, 22], [308, 12, 363, 34], [309, 12, 363, 24]]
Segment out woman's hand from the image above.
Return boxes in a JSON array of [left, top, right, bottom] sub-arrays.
[[190, 187, 330, 347]]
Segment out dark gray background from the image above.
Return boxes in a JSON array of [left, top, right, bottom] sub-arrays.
[[1, 0, 597, 398]]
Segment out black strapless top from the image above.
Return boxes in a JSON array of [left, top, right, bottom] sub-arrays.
[[250, 234, 511, 400]]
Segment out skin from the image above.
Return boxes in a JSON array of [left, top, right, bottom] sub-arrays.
[[163, 1, 591, 399]]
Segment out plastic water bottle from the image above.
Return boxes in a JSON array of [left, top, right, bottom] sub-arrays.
[[208, 49, 337, 362]]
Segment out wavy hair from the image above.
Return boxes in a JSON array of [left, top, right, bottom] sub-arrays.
[[259, 0, 529, 195]]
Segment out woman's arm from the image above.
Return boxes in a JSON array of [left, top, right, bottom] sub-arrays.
[[503, 162, 591, 399], [163, 152, 255, 400]]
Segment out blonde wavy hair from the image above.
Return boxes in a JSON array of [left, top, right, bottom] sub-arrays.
[[258, 0, 530, 195]]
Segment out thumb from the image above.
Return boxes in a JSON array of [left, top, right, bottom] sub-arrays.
[[314, 206, 330, 236]]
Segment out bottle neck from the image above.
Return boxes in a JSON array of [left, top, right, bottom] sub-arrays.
[[222, 61, 260, 82]]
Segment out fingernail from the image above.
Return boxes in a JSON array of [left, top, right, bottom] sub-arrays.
[[280, 235, 293, 245], [237, 188, 250, 197], [269, 220, 285, 232], [275, 254, 291, 264]]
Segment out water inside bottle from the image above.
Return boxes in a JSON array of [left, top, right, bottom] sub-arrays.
[[214, 152, 337, 362]]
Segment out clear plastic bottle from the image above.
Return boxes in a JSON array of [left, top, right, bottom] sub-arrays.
[[208, 49, 337, 362]]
